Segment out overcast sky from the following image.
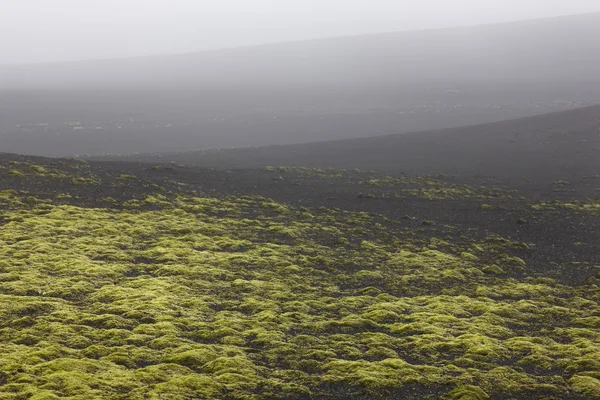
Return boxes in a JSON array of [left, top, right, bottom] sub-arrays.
[[2, 0, 600, 64]]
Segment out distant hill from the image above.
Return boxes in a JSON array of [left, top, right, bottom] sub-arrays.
[[94, 105, 600, 180], [2, 13, 600, 157], [1, 13, 600, 90]]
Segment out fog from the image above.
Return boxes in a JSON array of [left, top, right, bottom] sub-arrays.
[[2, 0, 600, 64], [3, 12, 600, 91], [1, 4, 600, 157]]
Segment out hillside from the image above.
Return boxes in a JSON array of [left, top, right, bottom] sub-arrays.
[[94, 104, 600, 181], [0, 152, 599, 399], [2, 13, 600, 90], [2, 13, 600, 157], [2, 85, 595, 158]]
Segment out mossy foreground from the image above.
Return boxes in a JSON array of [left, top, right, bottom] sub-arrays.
[[0, 159, 599, 399]]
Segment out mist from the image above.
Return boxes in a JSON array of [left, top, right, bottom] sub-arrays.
[[1, 3, 600, 157], [2, 0, 600, 65]]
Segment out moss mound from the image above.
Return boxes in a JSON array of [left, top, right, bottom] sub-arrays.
[[0, 166, 598, 399]]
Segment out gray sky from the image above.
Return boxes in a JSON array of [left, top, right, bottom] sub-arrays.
[[2, 0, 600, 64]]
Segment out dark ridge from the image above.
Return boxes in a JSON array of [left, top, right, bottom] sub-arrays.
[[91, 104, 600, 181]]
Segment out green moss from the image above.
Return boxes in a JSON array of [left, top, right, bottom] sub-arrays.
[[7, 169, 24, 176], [444, 385, 489, 400], [118, 174, 137, 180], [69, 177, 101, 185], [166, 348, 220, 370], [569, 375, 600, 398], [0, 171, 596, 399], [482, 265, 505, 275]]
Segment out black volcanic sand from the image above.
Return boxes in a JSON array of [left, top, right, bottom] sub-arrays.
[[94, 104, 600, 181], [1, 152, 598, 285]]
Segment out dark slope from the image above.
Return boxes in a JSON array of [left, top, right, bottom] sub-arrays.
[[2, 13, 600, 157], [93, 105, 600, 180], [3, 13, 600, 157], [2, 84, 595, 158], [2, 13, 600, 89]]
